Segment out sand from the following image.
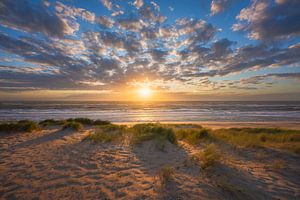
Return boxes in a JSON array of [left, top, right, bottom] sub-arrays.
[[0, 126, 300, 199], [116, 121, 300, 130]]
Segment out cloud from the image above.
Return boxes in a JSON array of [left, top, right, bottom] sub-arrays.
[[101, 0, 113, 10], [208, 42, 300, 76], [233, 0, 300, 41], [150, 49, 168, 62], [150, 1, 160, 11], [211, 0, 234, 15], [238, 73, 300, 86], [133, 0, 144, 9], [55, 2, 96, 23], [168, 6, 175, 12], [139, 6, 166, 23], [0, 0, 67, 37], [0, 65, 83, 90], [117, 17, 143, 32], [211, 38, 235, 57], [111, 10, 124, 17], [96, 16, 115, 28], [0, 0, 299, 94], [177, 19, 217, 42]]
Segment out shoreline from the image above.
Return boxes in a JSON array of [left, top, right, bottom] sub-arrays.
[[1, 119, 300, 130], [114, 121, 300, 130]]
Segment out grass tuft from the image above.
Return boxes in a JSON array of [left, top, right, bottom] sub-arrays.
[[194, 144, 221, 169], [66, 118, 94, 125], [87, 130, 118, 143], [0, 120, 40, 133], [87, 124, 125, 143], [210, 128, 300, 153], [96, 124, 125, 132], [93, 120, 111, 126], [175, 128, 210, 145], [39, 119, 66, 127], [130, 123, 177, 149], [158, 166, 175, 185], [62, 121, 83, 131], [66, 118, 112, 126]]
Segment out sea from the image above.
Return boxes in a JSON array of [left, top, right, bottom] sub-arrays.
[[0, 101, 300, 122]]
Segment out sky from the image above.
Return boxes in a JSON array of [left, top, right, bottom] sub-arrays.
[[0, 0, 300, 101]]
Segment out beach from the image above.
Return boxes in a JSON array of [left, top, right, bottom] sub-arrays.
[[1, 0, 300, 198], [117, 121, 300, 130], [1, 120, 300, 199]]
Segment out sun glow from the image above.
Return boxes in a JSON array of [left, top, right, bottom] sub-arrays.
[[138, 86, 153, 98]]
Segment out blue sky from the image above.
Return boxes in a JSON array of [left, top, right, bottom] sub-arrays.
[[0, 0, 299, 101]]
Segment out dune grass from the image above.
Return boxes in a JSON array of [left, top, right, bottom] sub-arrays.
[[38, 118, 111, 129], [66, 118, 111, 126], [93, 119, 111, 126], [130, 123, 177, 150], [87, 130, 120, 143], [0, 120, 40, 133], [95, 123, 126, 132], [170, 124, 300, 153], [193, 144, 221, 169], [175, 128, 210, 145], [1, 118, 299, 154], [62, 121, 83, 131], [209, 128, 300, 153], [39, 119, 66, 127], [158, 166, 175, 185], [166, 123, 203, 129], [66, 118, 94, 125], [86, 124, 125, 143]]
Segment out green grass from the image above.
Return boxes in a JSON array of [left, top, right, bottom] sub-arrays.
[[86, 130, 122, 143], [172, 126, 300, 153], [130, 123, 177, 149], [93, 120, 111, 126], [194, 144, 221, 169], [210, 128, 300, 153], [39, 118, 111, 127], [175, 128, 210, 145], [65, 118, 111, 126], [86, 124, 125, 143], [2, 119, 299, 154], [0, 120, 40, 133], [62, 121, 83, 131], [39, 119, 66, 127], [166, 123, 203, 129], [66, 118, 94, 125], [96, 124, 126, 132]]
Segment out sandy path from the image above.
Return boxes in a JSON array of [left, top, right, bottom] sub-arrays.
[[0, 129, 300, 199], [0, 129, 150, 199], [179, 141, 300, 200], [0, 129, 205, 199]]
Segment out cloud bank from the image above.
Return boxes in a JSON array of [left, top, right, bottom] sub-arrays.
[[0, 0, 299, 96]]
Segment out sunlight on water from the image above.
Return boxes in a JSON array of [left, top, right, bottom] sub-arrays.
[[0, 101, 300, 122]]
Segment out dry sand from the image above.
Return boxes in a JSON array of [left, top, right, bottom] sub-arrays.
[[0, 126, 300, 199]]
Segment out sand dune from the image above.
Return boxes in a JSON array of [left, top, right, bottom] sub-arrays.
[[0, 127, 299, 199]]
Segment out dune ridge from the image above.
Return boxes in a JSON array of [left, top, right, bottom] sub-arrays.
[[0, 122, 300, 199]]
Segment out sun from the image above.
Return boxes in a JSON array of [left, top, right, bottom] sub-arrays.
[[138, 86, 153, 98]]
